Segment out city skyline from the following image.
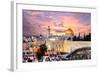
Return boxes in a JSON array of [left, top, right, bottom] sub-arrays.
[[23, 10, 91, 37]]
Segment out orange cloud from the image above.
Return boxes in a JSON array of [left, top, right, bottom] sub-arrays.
[[60, 16, 90, 36]]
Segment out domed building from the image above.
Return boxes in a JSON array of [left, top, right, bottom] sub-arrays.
[[64, 28, 74, 40], [65, 28, 74, 36]]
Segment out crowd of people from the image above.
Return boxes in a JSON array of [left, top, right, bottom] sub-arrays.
[[23, 47, 91, 63], [23, 47, 67, 62], [22, 36, 91, 63]]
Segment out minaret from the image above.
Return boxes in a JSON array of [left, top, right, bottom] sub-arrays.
[[47, 26, 51, 37]]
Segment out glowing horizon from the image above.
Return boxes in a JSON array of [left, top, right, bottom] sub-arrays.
[[23, 10, 91, 37]]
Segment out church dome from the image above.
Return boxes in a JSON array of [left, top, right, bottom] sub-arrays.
[[65, 28, 74, 36]]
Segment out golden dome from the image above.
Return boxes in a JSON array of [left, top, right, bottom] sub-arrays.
[[65, 28, 74, 36]]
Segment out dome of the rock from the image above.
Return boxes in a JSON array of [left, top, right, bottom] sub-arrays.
[[65, 28, 74, 36]]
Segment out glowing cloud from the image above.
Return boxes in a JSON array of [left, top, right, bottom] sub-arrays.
[[23, 10, 91, 36]]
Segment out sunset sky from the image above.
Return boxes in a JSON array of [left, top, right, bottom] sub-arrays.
[[23, 10, 91, 37]]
